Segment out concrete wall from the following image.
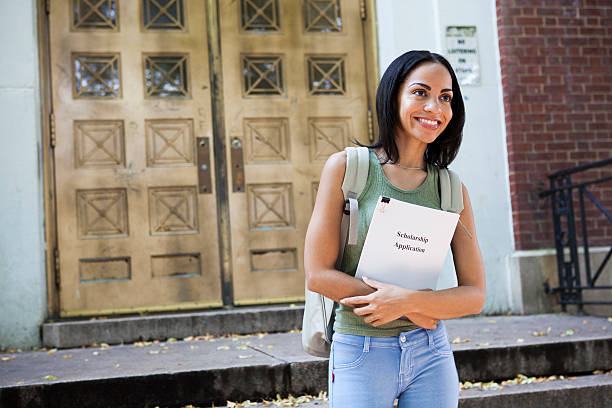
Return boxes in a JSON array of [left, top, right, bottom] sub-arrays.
[[0, 0, 47, 350], [375, 0, 518, 313], [513, 247, 612, 316]]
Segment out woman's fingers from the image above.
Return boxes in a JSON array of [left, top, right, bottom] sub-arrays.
[[361, 276, 386, 289], [340, 295, 370, 306], [352, 304, 374, 316]]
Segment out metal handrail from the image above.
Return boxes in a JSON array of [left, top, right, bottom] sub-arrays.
[[540, 157, 612, 312], [547, 157, 612, 178]]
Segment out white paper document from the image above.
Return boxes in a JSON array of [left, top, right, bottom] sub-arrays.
[[355, 196, 460, 290]]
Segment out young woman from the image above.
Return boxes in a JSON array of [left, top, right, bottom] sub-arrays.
[[304, 50, 486, 407]]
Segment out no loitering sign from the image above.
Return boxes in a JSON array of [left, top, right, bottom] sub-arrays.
[[446, 26, 481, 86]]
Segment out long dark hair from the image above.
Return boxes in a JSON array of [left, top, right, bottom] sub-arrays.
[[364, 50, 465, 168]]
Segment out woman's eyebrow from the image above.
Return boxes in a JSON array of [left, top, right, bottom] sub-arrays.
[[408, 82, 453, 93]]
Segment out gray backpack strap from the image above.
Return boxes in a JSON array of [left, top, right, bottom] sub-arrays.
[[439, 168, 464, 214], [340, 147, 369, 246]]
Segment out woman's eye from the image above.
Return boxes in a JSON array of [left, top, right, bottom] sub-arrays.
[[440, 94, 452, 102], [412, 89, 426, 96]]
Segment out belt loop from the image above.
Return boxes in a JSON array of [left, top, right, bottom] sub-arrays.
[[363, 336, 370, 352], [426, 329, 434, 348]]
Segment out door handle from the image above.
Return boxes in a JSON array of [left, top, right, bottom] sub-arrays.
[[197, 137, 212, 194], [230, 137, 245, 192]]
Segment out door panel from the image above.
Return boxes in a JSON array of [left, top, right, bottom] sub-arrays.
[[51, 0, 222, 316], [49, 0, 375, 313], [219, 0, 371, 304]]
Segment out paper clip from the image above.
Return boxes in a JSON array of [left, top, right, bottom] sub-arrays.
[[378, 196, 391, 213]]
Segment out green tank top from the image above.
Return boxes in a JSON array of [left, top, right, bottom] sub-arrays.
[[334, 149, 442, 337]]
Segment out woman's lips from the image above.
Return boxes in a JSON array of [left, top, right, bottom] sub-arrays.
[[415, 117, 441, 130]]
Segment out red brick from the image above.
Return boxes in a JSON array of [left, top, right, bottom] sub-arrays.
[[523, 26, 538, 35], [537, 7, 564, 16], [558, 17, 586, 26], [544, 17, 557, 25], [516, 17, 544, 25], [538, 26, 566, 35], [500, 26, 522, 36], [579, 27, 607, 36]]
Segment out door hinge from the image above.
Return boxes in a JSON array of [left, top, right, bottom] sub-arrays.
[[45, 0, 51, 15], [360, 0, 367, 20], [367, 108, 374, 142], [53, 247, 60, 288], [49, 112, 56, 148]]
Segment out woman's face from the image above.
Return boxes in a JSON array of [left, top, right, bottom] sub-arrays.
[[396, 62, 454, 145]]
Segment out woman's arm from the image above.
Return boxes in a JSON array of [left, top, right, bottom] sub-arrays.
[[304, 151, 377, 302], [341, 184, 486, 326]]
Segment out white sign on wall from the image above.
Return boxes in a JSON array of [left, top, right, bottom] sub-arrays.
[[446, 26, 481, 86]]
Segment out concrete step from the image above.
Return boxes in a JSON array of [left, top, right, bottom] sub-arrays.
[[209, 374, 612, 408], [2, 314, 610, 408], [42, 304, 304, 349]]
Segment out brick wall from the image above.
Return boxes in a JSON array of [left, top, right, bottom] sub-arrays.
[[496, 0, 612, 250]]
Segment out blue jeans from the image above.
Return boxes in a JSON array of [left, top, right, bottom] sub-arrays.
[[329, 322, 458, 407]]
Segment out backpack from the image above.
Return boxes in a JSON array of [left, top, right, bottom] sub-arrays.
[[301, 146, 464, 357]]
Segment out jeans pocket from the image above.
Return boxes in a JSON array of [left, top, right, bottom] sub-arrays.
[[429, 331, 453, 356], [332, 339, 368, 370]]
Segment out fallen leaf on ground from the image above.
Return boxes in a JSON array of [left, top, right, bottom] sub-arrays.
[[487, 319, 496, 324], [478, 343, 490, 346], [44, 375, 57, 381], [63, 355, 72, 359], [516, 338, 524, 343], [238, 355, 253, 359], [217, 346, 230, 351], [451, 337, 471, 344], [561, 329, 574, 337], [149, 350, 160, 355], [47, 349, 57, 355], [1, 356, 16, 362]]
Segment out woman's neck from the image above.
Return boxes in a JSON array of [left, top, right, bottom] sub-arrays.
[[393, 135, 427, 168]]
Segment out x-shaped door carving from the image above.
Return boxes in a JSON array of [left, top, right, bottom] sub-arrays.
[[305, 0, 341, 32], [243, 56, 283, 95], [144, 0, 185, 30], [308, 56, 345, 95], [153, 127, 191, 162], [144, 55, 189, 97], [73, 0, 117, 29], [248, 184, 293, 229], [73, 54, 120, 98], [79, 190, 127, 237], [242, 0, 279, 31]]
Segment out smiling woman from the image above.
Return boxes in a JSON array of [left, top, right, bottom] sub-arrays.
[[304, 51, 485, 407]]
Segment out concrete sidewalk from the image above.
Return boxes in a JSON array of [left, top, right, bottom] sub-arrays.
[[1, 314, 611, 408]]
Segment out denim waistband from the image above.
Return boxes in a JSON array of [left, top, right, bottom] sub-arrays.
[[332, 321, 447, 348]]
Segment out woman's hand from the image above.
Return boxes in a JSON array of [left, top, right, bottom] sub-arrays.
[[340, 277, 440, 328], [404, 312, 439, 330], [340, 277, 414, 327]]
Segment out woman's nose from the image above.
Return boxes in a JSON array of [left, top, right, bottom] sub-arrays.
[[424, 97, 442, 112]]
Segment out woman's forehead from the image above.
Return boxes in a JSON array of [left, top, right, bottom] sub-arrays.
[[404, 62, 452, 88]]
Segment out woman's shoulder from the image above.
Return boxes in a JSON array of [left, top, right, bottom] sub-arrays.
[[323, 150, 347, 176]]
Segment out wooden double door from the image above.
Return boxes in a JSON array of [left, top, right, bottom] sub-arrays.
[[48, 0, 374, 316]]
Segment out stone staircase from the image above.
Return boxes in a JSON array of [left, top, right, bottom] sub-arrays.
[[1, 306, 611, 408]]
